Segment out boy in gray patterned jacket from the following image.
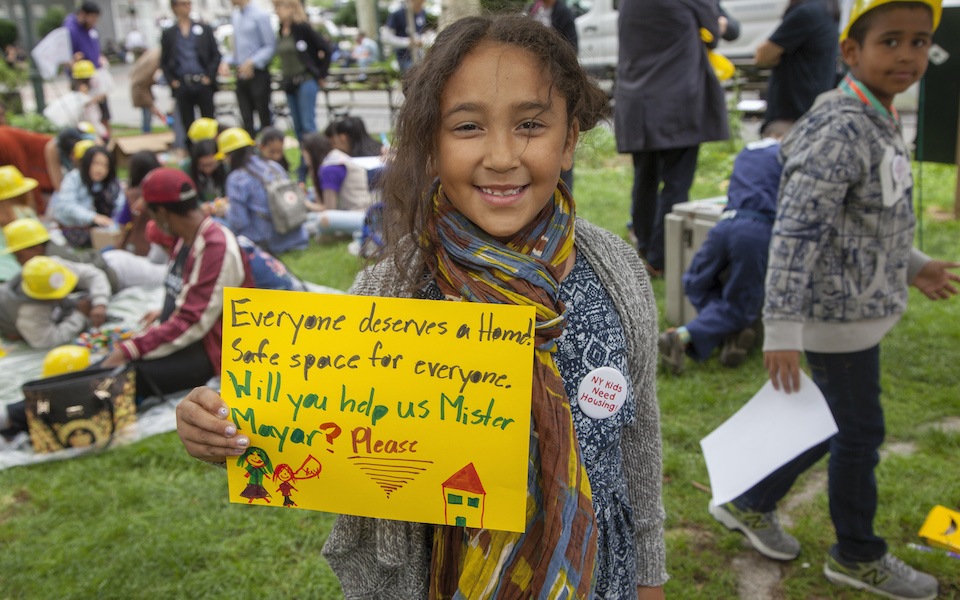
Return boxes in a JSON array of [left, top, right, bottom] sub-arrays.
[[709, 1, 959, 599]]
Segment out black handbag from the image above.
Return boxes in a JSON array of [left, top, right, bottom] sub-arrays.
[[22, 365, 137, 454]]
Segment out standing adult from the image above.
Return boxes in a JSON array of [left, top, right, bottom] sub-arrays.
[[755, 0, 840, 126], [222, 0, 276, 135], [129, 48, 166, 134], [615, 0, 729, 275], [63, 2, 111, 139], [273, 0, 331, 182], [525, 0, 578, 192], [381, 0, 427, 73], [160, 0, 222, 142]]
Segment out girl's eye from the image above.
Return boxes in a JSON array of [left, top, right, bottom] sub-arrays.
[[454, 123, 479, 132], [519, 121, 542, 130]]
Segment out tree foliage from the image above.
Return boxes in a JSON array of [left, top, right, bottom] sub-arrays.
[[0, 19, 17, 48], [38, 7, 68, 40]]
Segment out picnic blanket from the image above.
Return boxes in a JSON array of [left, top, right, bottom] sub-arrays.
[[0, 282, 342, 471]]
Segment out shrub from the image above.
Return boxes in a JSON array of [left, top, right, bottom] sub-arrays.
[[0, 19, 17, 48]]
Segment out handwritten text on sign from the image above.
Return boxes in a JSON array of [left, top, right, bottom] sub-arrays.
[[222, 288, 534, 532]]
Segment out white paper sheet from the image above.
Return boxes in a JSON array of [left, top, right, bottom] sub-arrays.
[[700, 371, 839, 506]]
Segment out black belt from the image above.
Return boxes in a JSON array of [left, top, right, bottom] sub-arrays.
[[182, 74, 207, 84]]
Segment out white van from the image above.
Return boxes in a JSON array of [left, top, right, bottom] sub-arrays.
[[576, 0, 790, 79]]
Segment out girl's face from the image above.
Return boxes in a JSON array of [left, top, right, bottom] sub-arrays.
[[197, 154, 220, 176], [260, 140, 285, 164], [436, 42, 577, 242], [88, 153, 110, 183], [277, 467, 293, 482]]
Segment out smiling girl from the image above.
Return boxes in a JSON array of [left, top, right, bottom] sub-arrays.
[[176, 14, 665, 599]]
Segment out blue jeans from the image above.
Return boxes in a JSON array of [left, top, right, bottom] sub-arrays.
[[736, 345, 887, 561], [683, 216, 771, 361], [286, 77, 318, 182]]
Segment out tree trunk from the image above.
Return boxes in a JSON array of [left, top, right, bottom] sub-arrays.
[[356, 0, 379, 48], [439, 0, 482, 31]]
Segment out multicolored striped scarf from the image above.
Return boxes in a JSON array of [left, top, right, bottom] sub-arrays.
[[426, 182, 598, 599]]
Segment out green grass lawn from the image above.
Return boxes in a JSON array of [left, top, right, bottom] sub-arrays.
[[2, 130, 958, 599]]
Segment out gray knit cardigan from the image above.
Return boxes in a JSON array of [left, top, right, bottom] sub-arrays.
[[321, 218, 667, 598]]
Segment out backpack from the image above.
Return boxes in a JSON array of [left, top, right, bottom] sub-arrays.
[[242, 166, 308, 235], [236, 235, 307, 291]]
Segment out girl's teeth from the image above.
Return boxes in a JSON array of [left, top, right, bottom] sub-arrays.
[[481, 187, 522, 196]]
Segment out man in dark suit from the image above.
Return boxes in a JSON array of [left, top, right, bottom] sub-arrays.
[[160, 0, 222, 145], [614, 0, 730, 276]]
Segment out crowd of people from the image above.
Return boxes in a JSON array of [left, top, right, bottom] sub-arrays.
[[2, 1, 959, 599]]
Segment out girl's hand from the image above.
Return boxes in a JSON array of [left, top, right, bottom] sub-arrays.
[[764, 350, 801, 394], [92, 214, 114, 228], [912, 260, 960, 300], [176, 386, 249, 463], [89, 304, 107, 327]]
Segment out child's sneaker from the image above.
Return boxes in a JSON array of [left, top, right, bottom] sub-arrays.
[[823, 546, 938, 600], [658, 330, 686, 375], [709, 500, 800, 560], [719, 327, 756, 367]]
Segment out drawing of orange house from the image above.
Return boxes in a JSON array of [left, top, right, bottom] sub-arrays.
[[442, 463, 486, 528]]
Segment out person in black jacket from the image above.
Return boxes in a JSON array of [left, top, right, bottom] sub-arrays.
[[160, 0, 222, 147], [273, 0, 332, 181]]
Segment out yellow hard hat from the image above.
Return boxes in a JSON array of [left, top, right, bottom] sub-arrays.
[[0, 165, 39, 201], [188, 118, 220, 143], [77, 121, 98, 135], [1, 218, 50, 254], [21, 256, 78, 300], [41, 345, 91, 378], [73, 139, 96, 162], [842, 0, 942, 41], [215, 127, 254, 160], [72, 59, 96, 80]]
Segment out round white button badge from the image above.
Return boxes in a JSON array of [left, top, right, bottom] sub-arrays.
[[296, 40, 308, 52], [576, 367, 628, 419], [192, 25, 203, 36]]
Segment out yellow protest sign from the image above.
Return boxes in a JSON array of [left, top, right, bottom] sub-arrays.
[[222, 288, 534, 532]]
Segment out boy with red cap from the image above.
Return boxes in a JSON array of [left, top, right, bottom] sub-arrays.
[[709, 2, 959, 598], [102, 168, 252, 399]]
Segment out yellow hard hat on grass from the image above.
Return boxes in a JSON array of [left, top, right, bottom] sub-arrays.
[[42, 345, 91, 377], [21, 256, 78, 300], [1, 218, 50, 254], [216, 127, 254, 160], [0, 166, 39, 201], [842, 0, 942, 40]]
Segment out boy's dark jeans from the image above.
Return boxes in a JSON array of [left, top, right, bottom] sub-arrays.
[[735, 345, 887, 562]]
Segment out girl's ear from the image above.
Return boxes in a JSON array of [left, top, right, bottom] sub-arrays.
[[426, 154, 439, 178], [561, 119, 580, 172]]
